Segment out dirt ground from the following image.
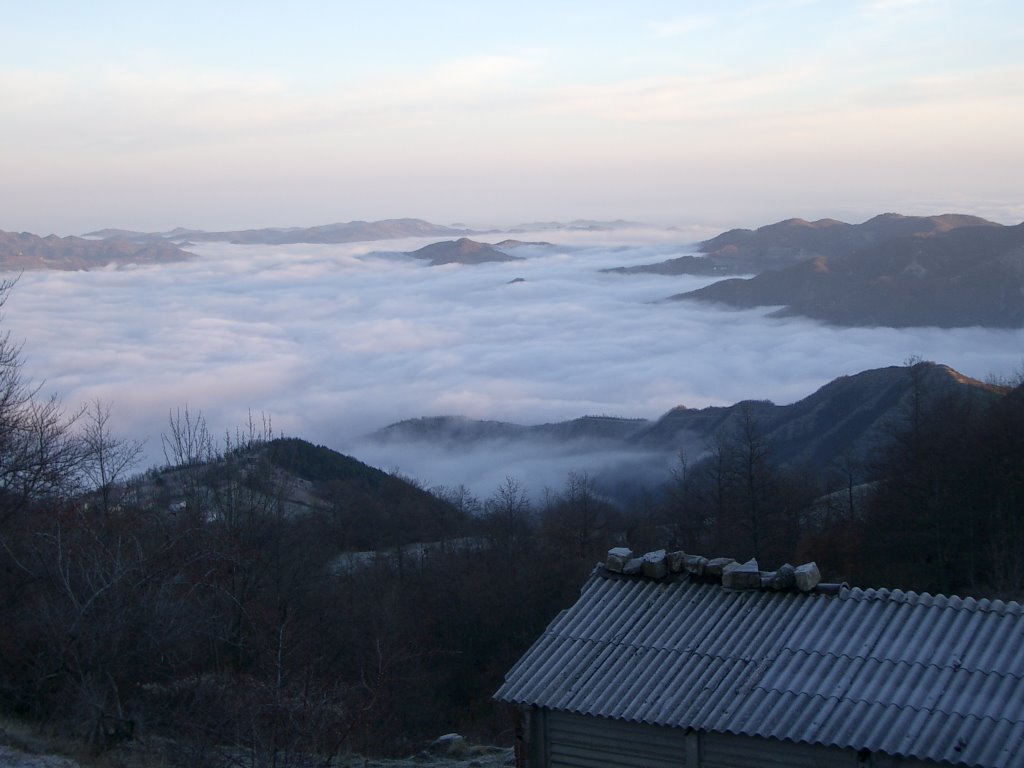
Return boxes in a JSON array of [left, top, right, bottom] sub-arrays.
[[0, 725, 515, 768]]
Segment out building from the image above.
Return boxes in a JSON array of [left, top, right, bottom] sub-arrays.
[[494, 549, 1024, 768]]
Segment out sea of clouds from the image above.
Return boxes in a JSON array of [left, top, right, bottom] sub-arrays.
[[5, 225, 1023, 500]]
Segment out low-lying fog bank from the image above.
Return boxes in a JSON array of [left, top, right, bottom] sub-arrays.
[[5, 226, 1022, 496]]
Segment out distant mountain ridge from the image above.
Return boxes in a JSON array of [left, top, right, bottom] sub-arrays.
[[673, 220, 1024, 327], [83, 217, 642, 245], [509, 219, 642, 232], [370, 362, 1009, 476], [0, 230, 194, 271], [84, 218, 476, 245], [373, 414, 649, 446], [607, 213, 999, 277]]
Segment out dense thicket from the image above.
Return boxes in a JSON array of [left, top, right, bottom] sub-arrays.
[[853, 376, 1024, 593]]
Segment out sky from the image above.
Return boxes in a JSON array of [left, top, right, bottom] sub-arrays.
[[3, 0, 1023, 235], [5, 231, 1023, 498]]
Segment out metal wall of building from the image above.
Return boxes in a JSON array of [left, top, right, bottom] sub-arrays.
[[701, 731, 857, 768], [544, 709, 688, 768], [533, 710, 935, 768]]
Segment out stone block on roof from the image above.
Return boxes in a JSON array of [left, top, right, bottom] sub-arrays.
[[606, 547, 633, 573], [623, 557, 644, 575], [705, 557, 736, 579], [723, 558, 761, 590], [667, 550, 687, 573], [795, 562, 821, 592], [643, 549, 668, 580], [683, 554, 708, 576]]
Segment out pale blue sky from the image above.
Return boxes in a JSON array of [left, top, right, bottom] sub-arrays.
[[3, 0, 1023, 233]]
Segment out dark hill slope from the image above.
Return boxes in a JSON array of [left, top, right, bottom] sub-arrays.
[[153, 437, 462, 551], [636, 362, 1006, 470], [672, 222, 1024, 327], [608, 213, 998, 277], [262, 437, 460, 548], [370, 363, 1008, 477]]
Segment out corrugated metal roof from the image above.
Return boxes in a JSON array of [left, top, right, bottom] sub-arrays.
[[495, 570, 1024, 768]]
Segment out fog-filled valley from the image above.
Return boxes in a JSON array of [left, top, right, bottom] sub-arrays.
[[6, 224, 1023, 499]]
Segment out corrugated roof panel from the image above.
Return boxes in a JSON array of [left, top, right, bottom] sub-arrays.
[[494, 569, 1024, 767], [962, 613, 1024, 675]]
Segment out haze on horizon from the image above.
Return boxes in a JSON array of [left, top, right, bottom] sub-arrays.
[[3, 0, 1024, 235]]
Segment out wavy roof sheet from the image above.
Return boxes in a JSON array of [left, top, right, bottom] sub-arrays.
[[495, 570, 1024, 767]]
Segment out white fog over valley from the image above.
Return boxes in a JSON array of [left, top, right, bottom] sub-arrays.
[[6, 224, 1023, 499]]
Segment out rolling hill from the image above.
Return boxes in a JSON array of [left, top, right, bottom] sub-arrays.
[[0, 230, 195, 271], [672, 221, 1024, 327]]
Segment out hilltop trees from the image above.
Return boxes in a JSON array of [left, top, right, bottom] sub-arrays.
[[79, 398, 145, 516], [653, 402, 810, 566], [854, 368, 1024, 594], [539, 471, 618, 559], [482, 476, 531, 558]]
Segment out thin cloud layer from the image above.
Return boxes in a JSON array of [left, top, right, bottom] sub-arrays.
[[4, 228, 1022, 497], [4, 2, 1024, 234]]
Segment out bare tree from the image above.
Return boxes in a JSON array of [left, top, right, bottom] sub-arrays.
[[665, 450, 706, 551], [483, 476, 532, 557], [695, 403, 795, 563], [162, 405, 214, 469], [161, 405, 215, 517], [734, 403, 772, 561], [79, 398, 144, 516]]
